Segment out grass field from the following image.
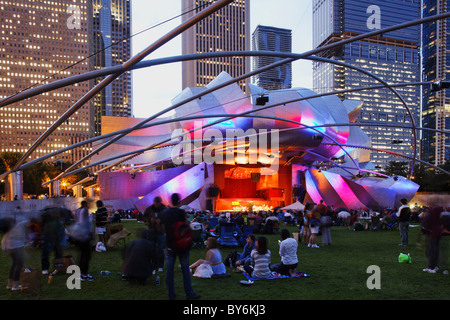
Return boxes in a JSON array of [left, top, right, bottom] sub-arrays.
[[0, 219, 449, 301]]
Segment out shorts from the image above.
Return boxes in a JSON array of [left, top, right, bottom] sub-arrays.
[[95, 227, 106, 235], [310, 226, 319, 234]]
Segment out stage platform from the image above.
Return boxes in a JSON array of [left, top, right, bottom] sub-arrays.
[[214, 197, 285, 212]]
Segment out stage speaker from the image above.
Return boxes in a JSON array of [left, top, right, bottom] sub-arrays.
[[251, 172, 261, 182], [208, 187, 220, 198], [293, 186, 303, 197], [206, 199, 213, 212]]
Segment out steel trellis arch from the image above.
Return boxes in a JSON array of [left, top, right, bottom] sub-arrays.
[[1, 11, 450, 183]]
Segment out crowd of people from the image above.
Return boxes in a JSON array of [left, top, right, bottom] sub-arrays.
[[0, 194, 448, 298]]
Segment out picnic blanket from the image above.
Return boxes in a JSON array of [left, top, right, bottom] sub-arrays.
[[243, 271, 310, 281]]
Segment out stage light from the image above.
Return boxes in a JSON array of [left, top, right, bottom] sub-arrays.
[[256, 95, 269, 106], [430, 80, 450, 92]]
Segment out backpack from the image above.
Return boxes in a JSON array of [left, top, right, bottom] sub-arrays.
[[224, 250, 238, 267], [172, 221, 193, 252]]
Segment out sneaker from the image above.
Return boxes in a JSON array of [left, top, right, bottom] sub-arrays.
[[312, 244, 320, 248], [422, 268, 437, 274], [186, 293, 201, 300], [307, 243, 311, 248], [81, 274, 94, 281], [158, 268, 163, 272], [11, 285, 23, 291], [42, 270, 49, 275]]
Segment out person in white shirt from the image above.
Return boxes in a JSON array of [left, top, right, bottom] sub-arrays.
[[270, 229, 298, 277]]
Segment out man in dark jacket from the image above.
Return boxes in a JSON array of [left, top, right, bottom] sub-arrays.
[[121, 228, 156, 285], [161, 193, 200, 300], [40, 206, 67, 274], [144, 196, 166, 272], [397, 198, 411, 246]]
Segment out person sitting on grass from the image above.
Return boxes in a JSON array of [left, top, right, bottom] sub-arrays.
[[235, 234, 256, 269], [270, 229, 298, 277], [244, 236, 271, 279], [189, 237, 227, 276]]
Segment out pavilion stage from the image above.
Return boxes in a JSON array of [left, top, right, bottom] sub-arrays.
[[98, 162, 297, 213], [211, 164, 292, 212]]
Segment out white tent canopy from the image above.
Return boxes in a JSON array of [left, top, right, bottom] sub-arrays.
[[281, 201, 305, 211]]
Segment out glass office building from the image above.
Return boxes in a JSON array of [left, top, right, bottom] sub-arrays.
[[181, 0, 250, 93], [92, 0, 132, 136], [421, 0, 450, 166], [252, 25, 292, 90], [313, 0, 421, 170], [0, 0, 94, 163]]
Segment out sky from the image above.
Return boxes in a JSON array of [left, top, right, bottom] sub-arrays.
[[130, 0, 313, 118]]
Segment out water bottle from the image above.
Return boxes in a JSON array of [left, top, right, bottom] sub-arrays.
[[100, 270, 111, 275], [156, 274, 160, 286]]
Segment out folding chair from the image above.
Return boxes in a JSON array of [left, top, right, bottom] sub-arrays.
[[192, 228, 205, 249], [217, 223, 238, 247]]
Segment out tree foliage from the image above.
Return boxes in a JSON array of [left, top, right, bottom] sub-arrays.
[[382, 160, 450, 192], [0, 152, 90, 196]]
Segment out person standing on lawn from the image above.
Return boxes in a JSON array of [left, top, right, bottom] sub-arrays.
[[94, 200, 108, 245], [72, 200, 95, 281], [161, 193, 200, 300], [144, 196, 166, 273], [397, 198, 411, 246], [2, 216, 27, 290]]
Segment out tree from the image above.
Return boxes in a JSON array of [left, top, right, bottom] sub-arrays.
[[412, 160, 450, 192], [382, 161, 409, 177], [0, 152, 23, 197], [0, 152, 90, 197]]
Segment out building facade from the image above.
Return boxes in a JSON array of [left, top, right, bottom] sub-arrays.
[[312, 0, 421, 170], [0, 0, 95, 163], [92, 0, 132, 136], [421, 0, 450, 166], [181, 0, 250, 93], [252, 25, 292, 91]]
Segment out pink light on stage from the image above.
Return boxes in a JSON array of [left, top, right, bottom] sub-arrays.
[[304, 169, 323, 204], [321, 170, 366, 209]]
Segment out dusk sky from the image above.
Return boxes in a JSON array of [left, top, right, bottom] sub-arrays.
[[130, 0, 313, 118]]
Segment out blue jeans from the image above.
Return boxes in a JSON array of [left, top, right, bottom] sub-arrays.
[[156, 234, 165, 269], [41, 232, 64, 271], [165, 249, 196, 300]]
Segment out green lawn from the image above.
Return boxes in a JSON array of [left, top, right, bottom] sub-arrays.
[[0, 220, 448, 301]]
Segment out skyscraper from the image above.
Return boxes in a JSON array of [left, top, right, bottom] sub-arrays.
[[181, 0, 250, 92], [92, 0, 132, 136], [312, 0, 421, 170], [0, 0, 94, 163], [421, 0, 450, 166], [252, 25, 292, 91]]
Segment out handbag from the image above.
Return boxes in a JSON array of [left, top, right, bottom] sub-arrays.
[[20, 269, 41, 294], [320, 215, 332, 228], [53, 255, 76, 273], [193, 263, 213, 278]]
